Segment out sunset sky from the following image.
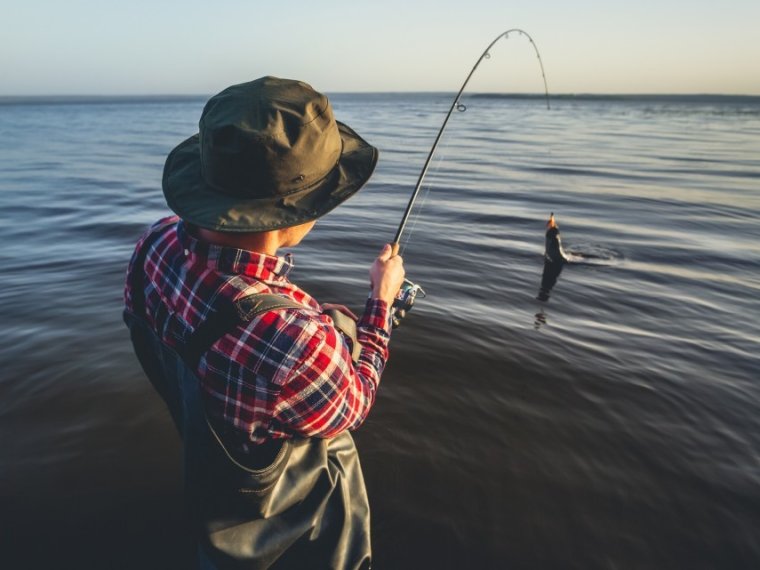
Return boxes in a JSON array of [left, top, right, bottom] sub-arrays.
[[2, 0, 758, 95]]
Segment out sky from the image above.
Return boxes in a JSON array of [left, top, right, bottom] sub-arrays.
[[1, 0, 759, 95]]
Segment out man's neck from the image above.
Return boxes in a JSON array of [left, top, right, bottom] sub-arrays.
[[194, 227, 280, 256]]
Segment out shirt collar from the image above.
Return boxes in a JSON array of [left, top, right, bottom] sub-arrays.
[[177, 221, 294, 281]]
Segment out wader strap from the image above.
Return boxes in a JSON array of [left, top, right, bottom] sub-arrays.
[[185, 297, 362, 368], [325, 308, 362, 363], [183, 293, 305, 369]]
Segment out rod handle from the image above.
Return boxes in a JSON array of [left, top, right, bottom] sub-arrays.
[[390, 242, 400, 256]]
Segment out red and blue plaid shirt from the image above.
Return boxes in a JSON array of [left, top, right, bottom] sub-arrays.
[[124, 216, 392, 451]]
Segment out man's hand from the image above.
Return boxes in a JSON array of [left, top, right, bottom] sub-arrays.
[[370, 244, 406, 306]]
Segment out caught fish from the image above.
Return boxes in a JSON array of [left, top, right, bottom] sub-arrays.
[[537, 213, 568, 302]]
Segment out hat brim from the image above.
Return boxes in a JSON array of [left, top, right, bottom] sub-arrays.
[[162, 121, 378, 232]]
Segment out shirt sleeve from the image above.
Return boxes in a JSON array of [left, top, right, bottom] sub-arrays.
[[123, 216, 180, 314], [272, 298, 392, 438]]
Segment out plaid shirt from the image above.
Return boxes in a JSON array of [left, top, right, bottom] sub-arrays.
[[124, 216, 392, 451]]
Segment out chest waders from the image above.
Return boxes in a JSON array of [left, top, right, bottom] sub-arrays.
[[124, 229, 371, 570]]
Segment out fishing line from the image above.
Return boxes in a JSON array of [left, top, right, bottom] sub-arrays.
[[398, 183, 430, 256], [391, 28, 550, 253], [399, 126, 455, 256]]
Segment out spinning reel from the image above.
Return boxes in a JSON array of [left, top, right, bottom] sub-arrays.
[[391, 278, 426, 329]]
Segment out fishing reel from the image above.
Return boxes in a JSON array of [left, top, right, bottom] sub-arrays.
[[391, 278, 426, 329]]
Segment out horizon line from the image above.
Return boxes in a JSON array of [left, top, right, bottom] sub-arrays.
[[1, 92, 760, 103]]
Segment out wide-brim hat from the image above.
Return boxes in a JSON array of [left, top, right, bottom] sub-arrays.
[[163, 76, 378, 232]]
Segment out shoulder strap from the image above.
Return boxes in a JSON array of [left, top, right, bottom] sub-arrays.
[[183, 293, 304, 369], [234, 293, 305, 321], [324, 308, 362, 363], [186, 296, 362, 368]]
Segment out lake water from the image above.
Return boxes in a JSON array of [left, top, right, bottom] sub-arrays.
[[1, 92, 759, 569]]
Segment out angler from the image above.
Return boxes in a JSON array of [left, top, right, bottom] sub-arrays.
[[124, 77, 405, 569]]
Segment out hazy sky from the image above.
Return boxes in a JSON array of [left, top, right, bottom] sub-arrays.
[[2, 0, 758, 95]]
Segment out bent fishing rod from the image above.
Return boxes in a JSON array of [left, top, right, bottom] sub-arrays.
[[388, 29, 550, 326], [391, 28, 550, 255]]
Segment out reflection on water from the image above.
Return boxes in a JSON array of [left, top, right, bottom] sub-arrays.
[[1, 94, 760, 568], [536, 260, 565, 301], [533, 308, 548, 330]]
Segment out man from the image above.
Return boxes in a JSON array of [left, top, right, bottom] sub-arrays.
[[124, 76, 404, 569]]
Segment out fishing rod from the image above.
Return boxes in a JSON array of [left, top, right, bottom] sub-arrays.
[[392, 28, 549, 254], [389, 29, 550, 327]]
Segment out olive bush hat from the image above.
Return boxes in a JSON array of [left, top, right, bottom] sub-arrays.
[[162, 76, 378, 232]]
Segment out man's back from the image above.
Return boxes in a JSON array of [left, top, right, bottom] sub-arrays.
[[125, 216, 391, 451]]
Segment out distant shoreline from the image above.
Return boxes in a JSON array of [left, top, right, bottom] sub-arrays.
[[1, 93, 759, 106]]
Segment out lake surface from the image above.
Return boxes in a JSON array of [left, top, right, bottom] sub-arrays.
[[1, 92, 759, 569]]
